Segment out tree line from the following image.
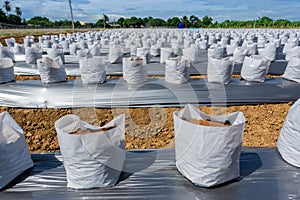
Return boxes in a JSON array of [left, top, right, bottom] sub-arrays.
[[114, 15, 213, 28], [114, 16, 300, 28], [24, 15, 300, 29], [1, 0, 300, 29]]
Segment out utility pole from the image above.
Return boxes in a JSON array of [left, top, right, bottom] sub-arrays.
[[69, 0, 75, 31], [103, 13, 106, 29]]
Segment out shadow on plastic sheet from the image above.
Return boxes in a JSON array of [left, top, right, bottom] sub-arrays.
[[0, 167, 34, 191], [116, 149, 163, 184], [117, 171, 134, 183], [0, 154, 63, 191], [239, 151, 262, 178], [0, 80, 16, 85]]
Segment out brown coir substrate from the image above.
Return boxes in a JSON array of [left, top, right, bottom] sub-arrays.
[[0, 103, 292, 153]]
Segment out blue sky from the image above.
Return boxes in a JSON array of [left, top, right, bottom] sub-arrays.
[[8, 0, 300, 23]]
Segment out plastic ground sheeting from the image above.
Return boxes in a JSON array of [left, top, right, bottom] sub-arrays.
[[0, 78, 299, 108], [0, 147, 299, 199], [14, 61, 80, 76]]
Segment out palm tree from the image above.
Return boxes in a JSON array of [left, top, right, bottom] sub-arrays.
[[180, 16, 190, 27], [15, 6, 21, 17], [202, 16, 213, 26], [190, 15, 199, 27], [3, 1, 11, 16]]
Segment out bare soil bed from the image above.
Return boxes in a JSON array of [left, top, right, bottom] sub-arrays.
[[0, 102, 291, 152]]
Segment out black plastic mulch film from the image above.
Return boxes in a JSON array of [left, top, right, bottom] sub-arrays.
[[1, 148, 300, 199]]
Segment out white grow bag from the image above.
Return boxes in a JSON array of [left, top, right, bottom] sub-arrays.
[[122, 57, 147, 84], [207, 57, 234, 84], [0, 58, 14, 83], [79, 56, 108, 84], [55, 114, 126, 189], [174, 104, 245, 187], [277, 99, 300, 167], [37, 56, 67, 84], [0, 111, 33, 189], [165, 56, 190, 84]]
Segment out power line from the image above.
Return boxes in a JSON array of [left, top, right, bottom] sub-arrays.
[[72, 0, 90, 17], [72, 0, 105, 23]]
